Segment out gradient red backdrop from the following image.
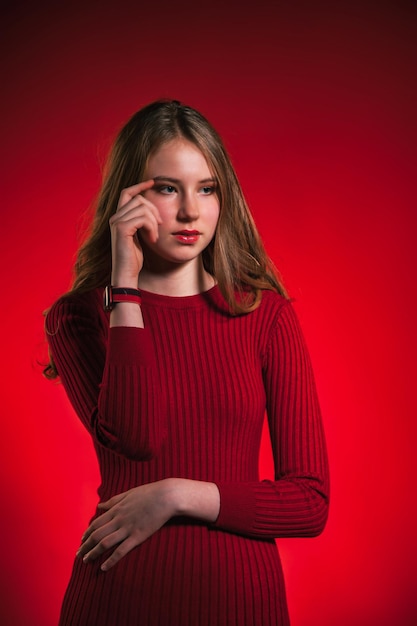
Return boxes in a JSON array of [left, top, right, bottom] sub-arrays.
[[2, 1, 416, 624]]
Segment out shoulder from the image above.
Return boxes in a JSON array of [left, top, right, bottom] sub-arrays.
[[45, 288, 106, 334], [257, 290, 306, 353], [257, 289, 293, 325], [236, 290, 294, 360], [259, 288, 290, 310]]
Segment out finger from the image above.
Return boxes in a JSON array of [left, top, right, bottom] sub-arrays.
[[78, 515, 123, 556], [120, 179, 155, 202], [115, 193, 154, 217], [110, 204, 159, 230], [79, 509, 115, 544], [82, 527, 128, 563], [100, 535, 139, 572], [137, 188, 163, 223], [117, 180, 155, 212], [116, 184, 162, 224], [110, 203, 161, 238], [111, 213, 160, 245], [98, 492, 126, 510]]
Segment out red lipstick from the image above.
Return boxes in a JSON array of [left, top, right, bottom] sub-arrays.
[[173, 230, 201, 244]]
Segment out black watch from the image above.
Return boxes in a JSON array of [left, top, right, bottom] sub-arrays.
[[103, 286, 142, 311]]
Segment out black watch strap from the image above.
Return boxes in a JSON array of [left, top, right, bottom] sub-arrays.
[[103, 286, 142, 311]]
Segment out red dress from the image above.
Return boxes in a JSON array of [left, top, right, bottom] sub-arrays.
[[46, 285, 329, 626]]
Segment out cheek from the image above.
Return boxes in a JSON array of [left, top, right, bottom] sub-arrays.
[[207, 198, 220, 222], [146, 192, 173, 214], [211, 205, 221, 231], [155, 205, 174, 229]]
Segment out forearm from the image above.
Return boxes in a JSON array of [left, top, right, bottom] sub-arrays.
[[109, 302, 144, 328], [213, 476, 329, 539]]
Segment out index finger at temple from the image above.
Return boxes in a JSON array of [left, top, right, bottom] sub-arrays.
[[122, 179, 155, 201]]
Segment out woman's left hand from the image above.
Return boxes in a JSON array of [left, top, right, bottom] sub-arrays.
[[77, 480, 175, 571]]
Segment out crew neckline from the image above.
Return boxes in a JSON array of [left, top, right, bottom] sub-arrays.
[[139, 284, 223, 309]]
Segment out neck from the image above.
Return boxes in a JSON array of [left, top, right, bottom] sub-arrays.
[[138, 259, 215, 297]]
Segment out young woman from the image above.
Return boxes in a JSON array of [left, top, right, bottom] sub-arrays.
[[45, 99, 329, 626]]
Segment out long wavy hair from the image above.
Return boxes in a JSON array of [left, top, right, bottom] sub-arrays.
[[44, 99, 288, 378]]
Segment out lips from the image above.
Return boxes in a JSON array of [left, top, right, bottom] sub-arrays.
[[173, 230, 201, 236], [173, 230, 201, 244]]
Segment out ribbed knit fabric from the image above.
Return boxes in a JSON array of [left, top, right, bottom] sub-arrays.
[[46, 285, 329, 626]]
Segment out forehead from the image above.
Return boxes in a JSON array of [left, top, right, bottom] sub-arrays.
[[146, 139, 213, 176]]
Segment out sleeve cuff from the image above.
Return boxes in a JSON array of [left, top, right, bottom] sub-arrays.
[[213, 482, 257, 534]]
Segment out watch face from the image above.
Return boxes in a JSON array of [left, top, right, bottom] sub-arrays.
[[103, 285, 113, 311]]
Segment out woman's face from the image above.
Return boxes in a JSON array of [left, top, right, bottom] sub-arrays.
[[141, 138, 220, 268]]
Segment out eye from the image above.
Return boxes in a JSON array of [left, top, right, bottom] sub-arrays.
[[157, 185, 176, 194], [200, 186, 216, 195]]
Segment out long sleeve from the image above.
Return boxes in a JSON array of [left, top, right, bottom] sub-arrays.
[[45, 290, 164, 460], [213, 301, 330, 538]]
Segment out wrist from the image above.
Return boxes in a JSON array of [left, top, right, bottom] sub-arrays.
[[163, 478, 220, 523], [104, 286, 141, 312], [111, 276, 140, 289], [159, 478, 183, 518]]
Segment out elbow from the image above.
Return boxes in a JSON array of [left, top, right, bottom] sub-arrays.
[[307, 501, 329, 537], [303, 489, 330, 537]]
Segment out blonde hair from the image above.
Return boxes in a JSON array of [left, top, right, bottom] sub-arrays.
[[44, 99, 288, 378]]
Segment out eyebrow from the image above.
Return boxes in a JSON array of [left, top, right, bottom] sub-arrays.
[[153, 176, 217, 184]]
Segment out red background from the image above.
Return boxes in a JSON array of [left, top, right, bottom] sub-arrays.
[[2, 1, 416, 624]]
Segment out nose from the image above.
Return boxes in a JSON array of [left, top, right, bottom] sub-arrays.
[[177, 192, 199, 222]]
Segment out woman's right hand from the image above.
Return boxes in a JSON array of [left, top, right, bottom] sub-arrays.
[[109, 180, 162, 287]]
